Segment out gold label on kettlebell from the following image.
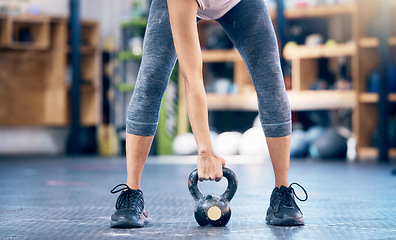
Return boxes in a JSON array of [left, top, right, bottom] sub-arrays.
[[207, 206, 222, 221]]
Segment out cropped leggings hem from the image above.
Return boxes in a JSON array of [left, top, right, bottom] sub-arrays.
[[261, 120, 292, 138], [126, 119, 158, 136]]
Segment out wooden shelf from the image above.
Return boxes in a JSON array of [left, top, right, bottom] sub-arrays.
[[283, 43, 355, 60], [10, 15, 51, 23], [80, 46, 97, 54], [0, 16, 10, 46], [6, 42, 48, 50], [270, 3, 355, 19], [287, 3, 355, 19], [79, 89, 100, 126], [67, 46, 97, 54], [387, 93, 396, 102], [81, 20, 99, 48], [1, 20, 50, 49], [9, 15, 50, 50], [201, 49, 242, 63], [206, 90, 355, 111], [49, 16, 68, 24], [66, 84, 98, 92], [288, 90, 355, 110], [67, 19, 99, 50], [359, 37, 396, 48], [359, 93, 378, 103], [358, 147, 396, 160], [359, 93, 396, 103], [0, 15, 100, 127], [206, 93, 257, 111]]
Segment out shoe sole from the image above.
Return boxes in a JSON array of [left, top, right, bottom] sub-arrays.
[[110, 211, 149, 228], [266, 208, 305, 226]]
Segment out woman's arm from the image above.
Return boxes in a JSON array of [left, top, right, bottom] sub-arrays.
[[167, 0, 225, 181]]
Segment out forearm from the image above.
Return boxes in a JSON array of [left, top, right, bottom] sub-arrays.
[[184, 76, 213, 153]]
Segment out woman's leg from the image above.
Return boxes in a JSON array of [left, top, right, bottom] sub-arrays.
[[126, 0, 177, 189], [110, 0, 176, 228], [216, 0, 291, 188], [111, 0, 177, 228], [125, 135, 154, 189], [216, 0, 307, 227]]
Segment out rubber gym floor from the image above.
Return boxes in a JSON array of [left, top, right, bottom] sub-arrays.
[[1, 155, 395, 240]]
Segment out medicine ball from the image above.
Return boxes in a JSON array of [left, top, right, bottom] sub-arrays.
[[309, 128, 348, 159]]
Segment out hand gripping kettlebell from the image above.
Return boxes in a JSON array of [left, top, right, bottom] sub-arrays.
[[188, 167, 238, 227]]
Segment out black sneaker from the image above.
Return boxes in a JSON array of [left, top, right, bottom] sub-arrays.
[[266, 182, 308, 226], [110, 184, 149, 228]]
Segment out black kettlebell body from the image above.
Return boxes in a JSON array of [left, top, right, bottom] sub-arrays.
[[188, 167, 238, 227]]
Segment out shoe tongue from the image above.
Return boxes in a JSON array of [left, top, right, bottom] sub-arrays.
[[122, 189, 139, 198], [125, 188, 140, 193], [279, 186, 294, 206], [280, 185, 289, 192]]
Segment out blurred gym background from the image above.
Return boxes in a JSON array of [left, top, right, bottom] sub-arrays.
[[0, 0, 395, 162]]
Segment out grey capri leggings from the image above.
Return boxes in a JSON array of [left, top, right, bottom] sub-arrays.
[[126, 0, 291, 137]]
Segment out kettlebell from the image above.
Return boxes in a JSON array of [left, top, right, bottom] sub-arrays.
[[188, 167, 238, 227]]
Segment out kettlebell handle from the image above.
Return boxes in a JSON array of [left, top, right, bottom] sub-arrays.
[[188, 167, 238, 202]]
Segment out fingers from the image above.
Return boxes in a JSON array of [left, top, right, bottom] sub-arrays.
[[198, 169, 223, 182], [197, 169, 205, 181], [199, 175, 216, 181], [221, 157, 226, 166], [215, 168, 223, 182], [196, 153, 226, 181]]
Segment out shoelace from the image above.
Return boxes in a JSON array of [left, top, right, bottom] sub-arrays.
[[276, 182, 308, 213], [110, 184, 143, 212]]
